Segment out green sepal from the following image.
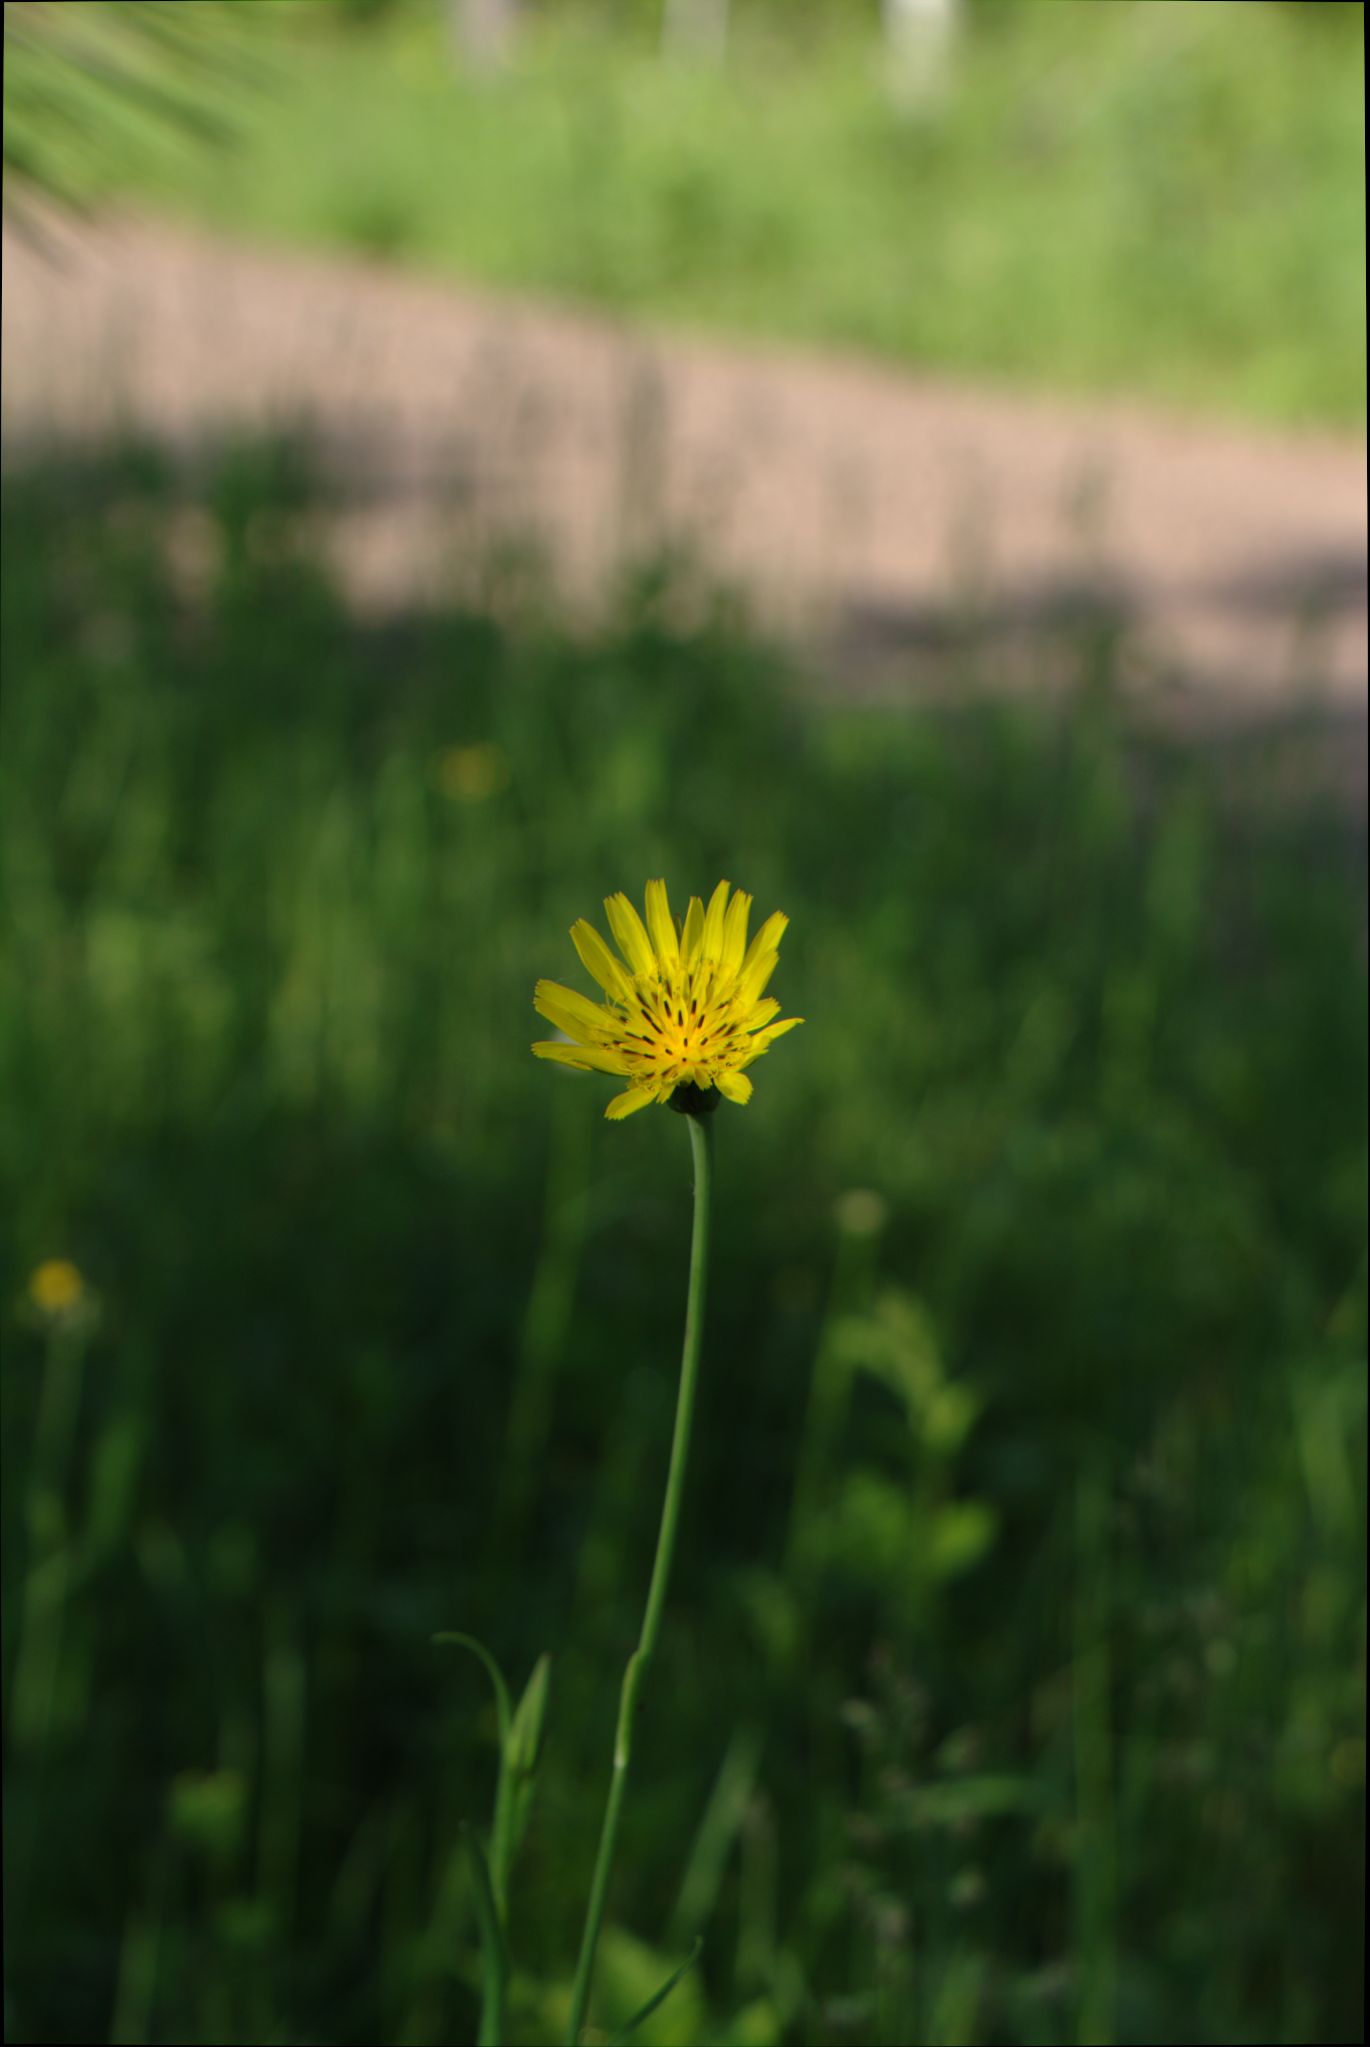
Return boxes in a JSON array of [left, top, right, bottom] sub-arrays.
[[506, 1652, 552, 1781]]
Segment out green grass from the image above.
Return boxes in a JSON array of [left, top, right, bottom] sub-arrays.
[[22, 0, 1364, 427], [1, 440, 1365, 2045]]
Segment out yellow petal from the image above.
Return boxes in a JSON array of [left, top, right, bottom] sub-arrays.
[[716, 1070, 753, 1104], [737, 1015, 802, 1066], [681, 896, 705, 966], [533, 1040, 630, 1073], [736, 948, 780, 1006], [721, 889, 752, 974], [605, 1085, 657, 1120], [741, 910, 788, 974], [605, 893, 655, 977], [571, 919, 631, 1000], [644, 878, 678, 968], [533, 979, 616, 1042], [702, 879, 731, 961], [741, 997, 780, 1033]]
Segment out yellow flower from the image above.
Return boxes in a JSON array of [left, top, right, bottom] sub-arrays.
[[438, 743, 509, 801], [533, 879, 802, 1120], [28, 1258, 86, 1316]]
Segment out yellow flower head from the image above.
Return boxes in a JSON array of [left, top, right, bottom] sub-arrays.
[[28, 1258, 86, 1316], [533, 879, 802, 1120]]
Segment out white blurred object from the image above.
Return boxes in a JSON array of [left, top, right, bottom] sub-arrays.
[[883, 0, 958, 113], [445, 0, 518, 74], [662, 0, 730, 65]]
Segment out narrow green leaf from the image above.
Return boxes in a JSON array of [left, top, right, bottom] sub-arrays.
[[492, 1652, 553, 1913], [607, 1939, 703, 2045], [913, 1775, 1042, 1822], [434, 1630, 513, 1749], [670, 1724, 762, 1947], [460, 1823, 508, 2047]]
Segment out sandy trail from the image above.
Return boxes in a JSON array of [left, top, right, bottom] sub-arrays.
[[4, 212, 1365, 784]]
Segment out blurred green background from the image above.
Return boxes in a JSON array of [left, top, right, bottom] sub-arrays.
[[5, 0, 1366, 421], [2, 5, 1366, 2046]]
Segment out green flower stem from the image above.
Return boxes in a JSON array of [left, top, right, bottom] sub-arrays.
[[461, 1823, 509, 2047], [566, 1112, 714, 2046]]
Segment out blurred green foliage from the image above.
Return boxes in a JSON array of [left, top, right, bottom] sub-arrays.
[[1, 440, 1364, 2044], [18, 0, 1363, 425], [1, 1, 249, 212]]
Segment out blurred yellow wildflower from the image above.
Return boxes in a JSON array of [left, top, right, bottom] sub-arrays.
[[835, 1189, 889, 1238], [533, 879, 802, 1120], [438, 742, 509, 801], [1330, 1738, 1364, 1789], [28, 1259, 86, 1316]]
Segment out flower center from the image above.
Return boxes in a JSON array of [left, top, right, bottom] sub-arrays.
[[613, 965, 741, 1084]]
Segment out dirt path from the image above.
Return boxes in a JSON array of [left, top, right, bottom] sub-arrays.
[[4, 212, 1365, 766]]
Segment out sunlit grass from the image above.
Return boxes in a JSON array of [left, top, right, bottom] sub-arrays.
[[16, 0, 1364, 425]]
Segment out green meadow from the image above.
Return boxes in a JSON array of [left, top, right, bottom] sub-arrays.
[[2, 6, 1367, 2040], [1, 442, 1364, 2044]]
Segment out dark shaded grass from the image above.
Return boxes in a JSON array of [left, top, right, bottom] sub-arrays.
[[1, 443, 1364, 2045]]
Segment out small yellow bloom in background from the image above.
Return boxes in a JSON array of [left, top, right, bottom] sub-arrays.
[[1330, 1737, 1365, 1789], [28, 1259, 86, 1316], [533, 878, 803, 1120], [437, 742, 509, 801], [835, 1189, 889, 1239]]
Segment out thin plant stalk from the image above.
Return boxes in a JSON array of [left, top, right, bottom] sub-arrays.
[[565, 1111, 713, 2046]]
